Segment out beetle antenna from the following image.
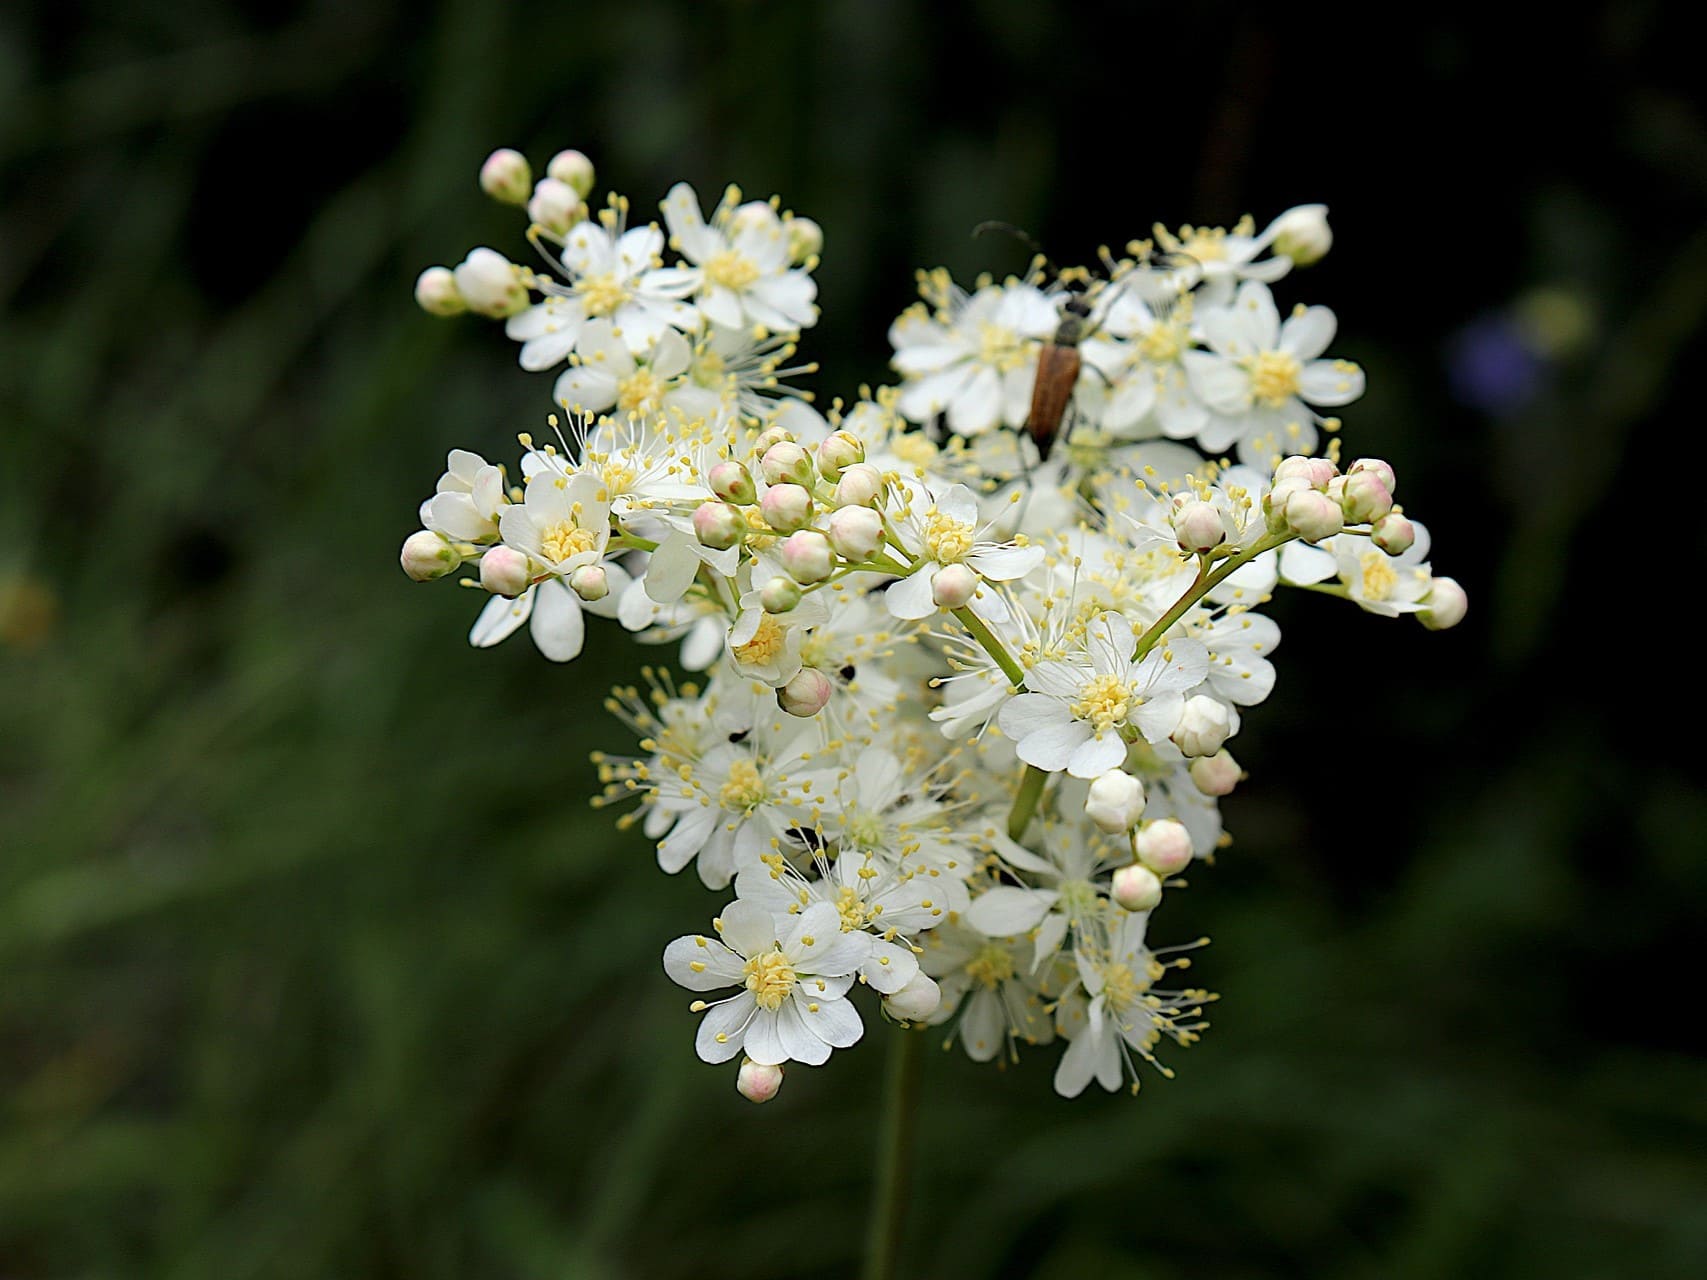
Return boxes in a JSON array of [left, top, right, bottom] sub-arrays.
[[974, 221, 1056, 276]]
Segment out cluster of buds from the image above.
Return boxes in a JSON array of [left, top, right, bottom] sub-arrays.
[[398, 149, 1466, 1105]]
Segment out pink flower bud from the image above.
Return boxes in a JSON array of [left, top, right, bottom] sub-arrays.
[[527, 177, 582, 235], [752, 425, 795, 456], [546, 148, 595, 198], [479, 545, 532, 596], [1349, 457, 1397, 495], [1340, 470, 1394, 523], [1171, 695, 1231, 758], [1189, 750, 1242, 797], [761, 441, 816, 488], [760, 483, 815, 533], [930, 564, 980, 610], [781, 530, 835, 584], [1085, 769, 1146, 834], [568, 564, 609, 601], [413, 266, 466, 317], [1171, 499, 1226, 555], [708, 460, 758, 505], [692, 501, 747, 550], [1418, 576, 1468, 631], [1265, 477, 1311, 533], [814, 430, 865, 482], [1111, 864, 1163, 912], [827, 506, 884, 561], [834, 463, 885, 508], [736, 1058, 783, 1104], [453, 248, 528, 318], [1135, 819, 1194, 876], [883, 973, 941, 1022], [777, 666, 834, 718], [478, 148, 532, 205], [1274, 455, 1337, 490], [1285, 489, 1345, 543], [400, 530, 458, 581], [1371, 513, 1415, 555], [759, 576, 803, 613]]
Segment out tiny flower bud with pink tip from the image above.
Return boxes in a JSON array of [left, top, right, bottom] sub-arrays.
[[834, 463, 885, 508], [527, 178, 582, 235], [1339, 470, 1394, 523], [1285, 489, 1345, 543], [401, 530, 458, 581], [708, 460, 758, 505], [479, 148, 532, 205], [1085, 769, 1147, 834], [1172, 695, 1231, 758], [1172, 499, 1226, 555], [777, 667, 834, 717], [1371, 513, 1415, 555], [414, 266, 466, 317], [781, 530, 835, 584], [1418, 576, 1468, 631], [761, 441, 816, 488], [479, 545, 532, 596], [752, 425, 795, 456], [569, 565, 609, 602], [1274, 455, 1337, 490], [883, 972, 941, 1022], [1190, 750, 1242, 797], [827, 506, 884, 561], [1135, 819, 1194, 876], [546, 149, 595, 198], [814, 431, 864, 482], [453, 248, 529, 318], [931, 564, 980, 610], [1349, 457, 1397, 495], [1111, 864, 1164, 912], [736, 1058, 783, 1104], [760, 484, 814, 533], [693, 501, 747, 550], [760, 576, 802, 613]]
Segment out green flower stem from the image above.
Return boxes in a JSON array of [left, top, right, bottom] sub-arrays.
[[1130, 532, 1292, 661], [1006, 763, 1049, 842], [861, 1028, 924, 1280], [950, 606, 1026, 688]]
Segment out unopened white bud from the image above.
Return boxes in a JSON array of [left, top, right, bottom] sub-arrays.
[[708, 460, 758, 505], [1172, 499, 1226, 555], [453, 247, 529, 318], [883, 973, 941, 1022], [1348, 457, 1397, 495], [568, 564, 609, 602], [1274, 455, 1338, 490], [400, 530, 458, 582], [760, 576, 802, 613], [1418, 576, 1468, 631], [693, 501, 746, 550], [781, 530, 835, 584], [1085, 768, 1146, 834], [834, 463, 885, 508], [760, 483, 814, 533], [527, 177, 582, 235], [827, 506, 884, 561], [752, 425, 795, 456], [761, 441, 816, 488], [413, 266, 466, 316], [777, 666, 834, 717], [1271, 203, 1333, 266], [1265, 477, 1312, 533], [736, 1058, 783, 1104], [1371, 513, 1416, 555], [1172, 694, 1232, 758], [1339, 470, 1394, 524], [730, 201, 779, 238], [1189, 749, 1242, 797], [930, 564, 980, 610], [814, 430, 865, 482], [546, 148, 595, 198], [787, 216, 823, 265], [1285, 489, 1344, 543], [479, 545, 532, 596], [478, 148, 532, 205], [1110, 864, 1164, 912], [1135, 819, 1194, 876]]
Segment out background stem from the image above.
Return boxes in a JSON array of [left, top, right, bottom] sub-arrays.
[[861, 1029, 923, 1280]]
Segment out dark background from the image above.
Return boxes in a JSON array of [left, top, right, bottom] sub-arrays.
[[3, 2, 1705, 1277]]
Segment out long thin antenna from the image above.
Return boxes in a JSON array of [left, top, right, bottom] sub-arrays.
[[973, 220, 1055, 276]]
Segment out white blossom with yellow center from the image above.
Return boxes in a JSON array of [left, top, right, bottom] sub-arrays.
[[499, 470, 611, 575], [650, 182, 819, 333], [885, 480, 1044, 621], [664, 899, 870, 1066]]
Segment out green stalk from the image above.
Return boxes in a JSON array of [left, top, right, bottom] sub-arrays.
[[861, 1029, 924, 1280], [1006, 764, 1049, 842], [951, 606, 1026, 688], [1129, 532, 1291, 661]]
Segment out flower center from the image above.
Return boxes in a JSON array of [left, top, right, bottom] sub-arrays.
[[845, 810, 885, 850], [923, 512, 975, 564], [1138, 320, 1185, 364], [1055, 878, 1099, 920], [733, 614, 787, 667], [1179, 229, 1227, 263], [1359, 550, 1397, 602], [743, 948, 796, 1011], [834, 885, 870, 931], [1249, 350, 1302, 407], [718, 757, 766, 811], [893, 434, 938, 468], [1071, 673, 1134, 736], [578, 272, 628, 317], [539, 507, 599, 564], [705, 249, 760, 291], [966, 943, 1015, 989], [1098, 960, 1150, 1010], [976, 322, 1026, 372], [691, 349, 727, 388], [615, 368, 662, 414]]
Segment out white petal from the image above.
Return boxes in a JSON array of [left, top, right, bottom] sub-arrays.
[[964, 887, 1054, 937], [1066, 731, 1126, 779], [663, 935, 745, 990], [1279, 305, 1337, 361], [1015, 720, 1093, 772], [529, 579, 585, 662], [469, 590, 532, 648], [792, 988, 863, 1048], [884, 564, 938, 620], [773, 999, 832, 1065], [694, 995, 754, 1063], [959, 988, 1004, 1062], [718, 898, 778, 957]]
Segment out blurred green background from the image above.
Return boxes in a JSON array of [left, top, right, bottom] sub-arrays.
[[3, 2, 1705, 1276]]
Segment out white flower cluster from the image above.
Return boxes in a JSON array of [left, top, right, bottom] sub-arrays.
[[401, 149, 1468, 1103]]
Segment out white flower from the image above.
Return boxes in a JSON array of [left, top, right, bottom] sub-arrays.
[[1182, 281, 1365, 464], [1078, 290, 1207, 441], [498, 470, 613, 577], [420, 449, 505, 542], [999, 612, 1208, 779], [889, 277, 1058, 437], [551, 320, 698, 420], [664, 900, 869, 1066], [651, 184, 819, 332], [919, 923, 1061, 1062], [467, 571, 628, 663], [884, 481, 1044, 621]]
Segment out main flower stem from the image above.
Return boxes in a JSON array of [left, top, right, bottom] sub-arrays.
[[862, 1028, 923, 1280], [1130, 532, 1291, 661], [951, 606, 1026, 688], [1007, 763, 1048, 841]]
